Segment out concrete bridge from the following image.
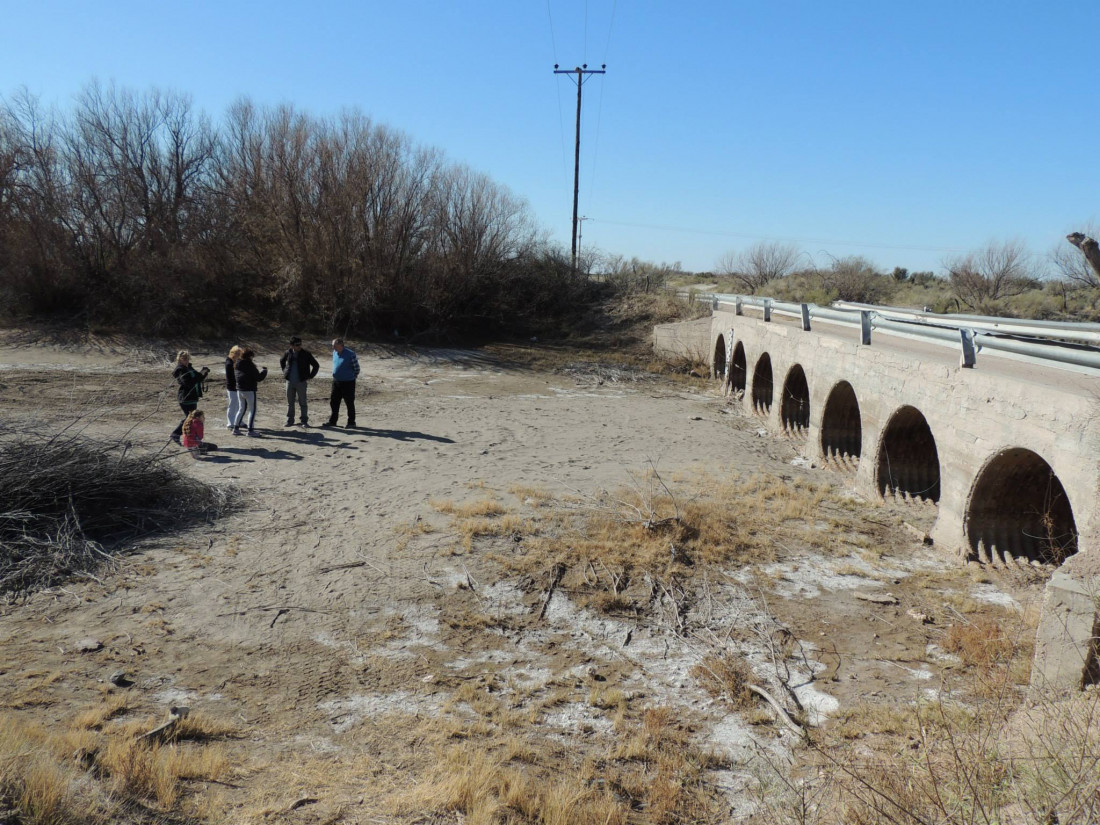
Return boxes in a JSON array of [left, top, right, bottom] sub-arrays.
[[654, 302, 1100, 691]]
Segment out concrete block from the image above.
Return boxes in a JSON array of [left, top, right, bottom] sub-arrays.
[[1031, 572, 1100, 693]]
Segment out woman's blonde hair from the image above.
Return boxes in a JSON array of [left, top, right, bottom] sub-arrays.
[[228, 345, 244, 360], [182, 409, 204, 436], [176, 350, 191, 365]]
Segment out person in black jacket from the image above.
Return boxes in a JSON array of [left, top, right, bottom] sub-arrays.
[[224, 345, 243, 429], [232, 348, 268, 437], [171, 350, 210, 443], [278, 337, 321, 426]]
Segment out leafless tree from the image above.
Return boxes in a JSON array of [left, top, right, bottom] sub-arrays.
[[1055, 229, 1100, 289], [945, 240, 1034, 310], [715, 240, 801, 293]]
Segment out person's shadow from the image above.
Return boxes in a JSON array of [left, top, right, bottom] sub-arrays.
[[355, 427, 454, 443], [217, 446, 303, 460]]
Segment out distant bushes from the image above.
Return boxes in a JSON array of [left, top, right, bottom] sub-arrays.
[[0, 84, 601, 338], [0, 423, 230, 595]]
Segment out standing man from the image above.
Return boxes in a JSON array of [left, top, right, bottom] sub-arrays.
[[279, 336, 320, 426], [324, 338, 360, 428]]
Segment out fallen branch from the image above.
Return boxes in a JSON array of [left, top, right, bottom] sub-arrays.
[[748, 684, 806, 737], [538, 563, 566, 620]]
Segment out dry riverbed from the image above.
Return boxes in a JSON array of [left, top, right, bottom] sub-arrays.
[[0, 333, 1046, 824]]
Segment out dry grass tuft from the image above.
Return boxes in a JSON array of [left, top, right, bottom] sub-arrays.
[[691, 651, 757, 710]]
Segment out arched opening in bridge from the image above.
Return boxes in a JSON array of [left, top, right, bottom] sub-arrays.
[[780, 365, 810, 435], [821, 381, 861, 467], [730, 342, 747, 396], [751, 354, 773, 415], [713, 335, 726, 381], [966, 449, 1078, 566], [876, 406, 940, 502]]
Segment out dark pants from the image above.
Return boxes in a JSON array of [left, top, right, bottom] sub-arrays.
[[171, 402, 197, 438], [329, 380, 356, 425]]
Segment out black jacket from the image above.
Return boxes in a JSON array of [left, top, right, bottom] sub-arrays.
[[224, 357, 237, 392], [279, 348, 320, 382], [234, 359, 268, 391], [173, 364, 207, 405]]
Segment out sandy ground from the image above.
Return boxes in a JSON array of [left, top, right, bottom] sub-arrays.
[[0, 335, 1043, 823]]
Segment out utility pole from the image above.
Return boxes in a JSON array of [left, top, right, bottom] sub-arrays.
[[554, 63, 605, 272], [577, 215, 588, 271]]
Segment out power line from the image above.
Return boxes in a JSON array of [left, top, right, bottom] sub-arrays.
[[589, 219, 968, 254], [544, 0, 569, 178]]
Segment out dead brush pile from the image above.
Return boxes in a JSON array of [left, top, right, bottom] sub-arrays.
[[0, 422, 230, 596]]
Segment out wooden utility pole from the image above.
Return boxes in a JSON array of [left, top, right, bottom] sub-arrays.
[[554, 63, 606, 272]]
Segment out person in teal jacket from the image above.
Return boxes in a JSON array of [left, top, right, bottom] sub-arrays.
[[324, 338, 360, 428]]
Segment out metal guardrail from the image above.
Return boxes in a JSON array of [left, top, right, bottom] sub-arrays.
[[676, 291, 1100, 372]]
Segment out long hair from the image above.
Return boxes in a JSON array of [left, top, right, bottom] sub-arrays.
[[228, 345, 244, 361], [182, 409, 204, 437], [241, 348, 255, 361], [176, 350, 191, 365]]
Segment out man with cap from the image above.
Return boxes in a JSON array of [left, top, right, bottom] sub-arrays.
[[279, 337, 321, 426]]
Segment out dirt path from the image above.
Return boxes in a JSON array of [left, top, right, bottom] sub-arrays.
[[0, 339, 1041, 823]]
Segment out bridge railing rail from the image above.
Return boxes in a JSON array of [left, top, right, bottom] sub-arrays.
[[675, 290, 1100, 372]]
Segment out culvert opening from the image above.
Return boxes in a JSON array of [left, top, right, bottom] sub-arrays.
[[751, 354, 773, 414], [730, 342, 747, 396], [780, 365, 810, 434], [966, 448, 1078, 566], [877, 406, 940, 502], [713, 335, 727, 381], [821, 381, 862, 467]]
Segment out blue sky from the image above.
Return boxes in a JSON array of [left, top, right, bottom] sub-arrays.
[[3, 1, 1097, 275]]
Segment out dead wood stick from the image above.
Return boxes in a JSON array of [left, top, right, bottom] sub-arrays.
[[538, 563, 566, 620], [317, 561, 366, 574], [748, 684, 806, 737]]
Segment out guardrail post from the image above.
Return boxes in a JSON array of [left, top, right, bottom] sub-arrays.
[[763, 299, 772, 322], [860, 311, 872, 345], [959, 329, 977, 368], [712, 296, 718, 311], [800, 303, 811, 331], [735, 297, 743, 316]]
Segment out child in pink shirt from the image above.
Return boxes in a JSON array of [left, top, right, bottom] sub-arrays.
[[181, 410, 216, 458]]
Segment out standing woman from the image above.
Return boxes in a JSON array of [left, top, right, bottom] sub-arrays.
[[225, 345, 243, 429], [232, 348, 267, 437], [171, 350, 209, 443]]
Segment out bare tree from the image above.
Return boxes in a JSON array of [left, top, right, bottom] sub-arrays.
[[1057, 230, 1100, 289], [715, 240, 800, 293], [945, 240, 1034, 310]]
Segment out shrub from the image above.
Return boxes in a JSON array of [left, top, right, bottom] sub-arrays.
[[0, 423, 231, 595]]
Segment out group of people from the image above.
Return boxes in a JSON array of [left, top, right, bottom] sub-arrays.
[[170, 338, 362, 457]]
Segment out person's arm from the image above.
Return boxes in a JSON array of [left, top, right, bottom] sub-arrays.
[[352, 352, 360, 377], [258, 366, 268, 382], [307, 353, 320, 380], [279, 351, 289, 371]]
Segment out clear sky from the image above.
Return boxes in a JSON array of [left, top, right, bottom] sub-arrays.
[[3, 1, 1097, 275]]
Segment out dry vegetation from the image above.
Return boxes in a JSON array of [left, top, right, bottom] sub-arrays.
[[0, 699, 236, 824], [0, 422, 231, 597]]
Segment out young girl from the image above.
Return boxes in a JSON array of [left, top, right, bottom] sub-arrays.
[[181, 410, 217, 458]]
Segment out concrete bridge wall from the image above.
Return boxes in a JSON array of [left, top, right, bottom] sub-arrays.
[[654, 310, 1100, 690]]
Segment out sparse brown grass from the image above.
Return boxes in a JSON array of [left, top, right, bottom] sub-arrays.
[[0, 700, 237, 824], [691, 651, 757, 710]]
